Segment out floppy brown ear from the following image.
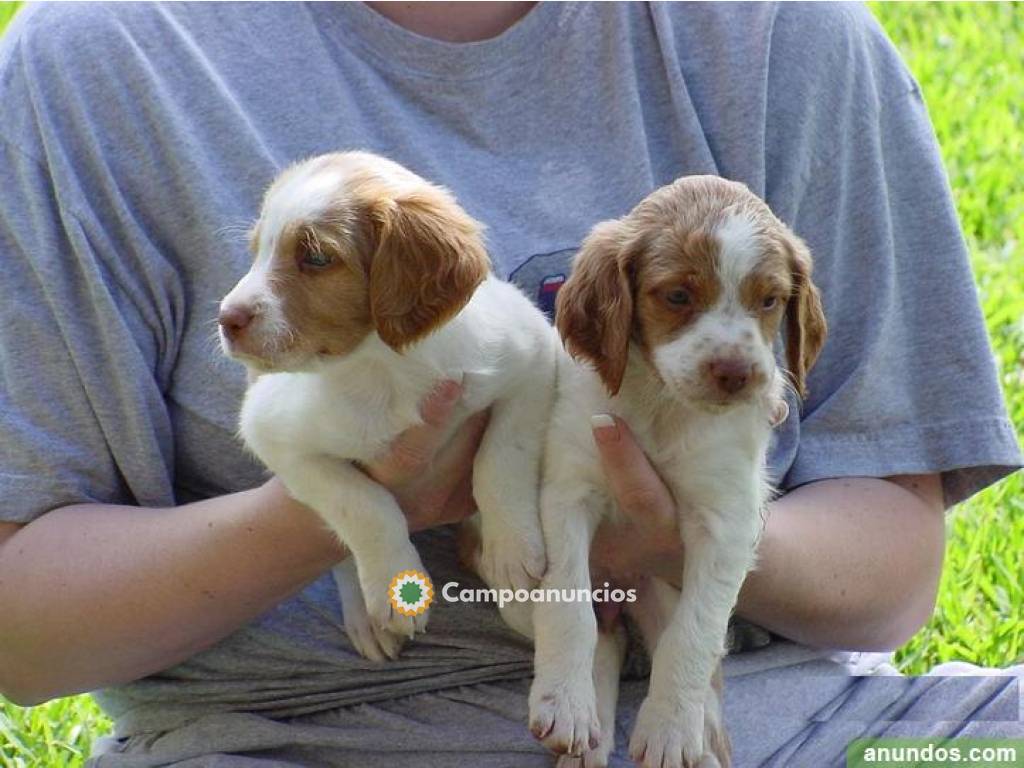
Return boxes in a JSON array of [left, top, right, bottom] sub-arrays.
[[367, 187, 490, 350], [784, 234, 827, 399], [555, 220, 638, 395]]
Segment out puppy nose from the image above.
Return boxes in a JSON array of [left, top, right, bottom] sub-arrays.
[[218, 305, 254, 338], [709, 358, 752, 395]]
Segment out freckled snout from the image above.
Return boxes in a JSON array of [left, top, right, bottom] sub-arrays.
[[707, 357, 753, 396], [218, 304, 255, 343]]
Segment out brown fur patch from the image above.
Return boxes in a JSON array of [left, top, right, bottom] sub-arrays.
[[781, 235, 827, 398], [555, 219, 640, 395], [557, 176, 750, 394], [251, 153, 491, 364], [557, 174, 827, 401], [737, 250, 791, 344], [634, 227, 723, 354], [361, 181, 490, 350], [267, 214, 374, 361]]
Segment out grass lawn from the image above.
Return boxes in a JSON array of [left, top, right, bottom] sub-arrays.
[[1, 2, 1022, 766]]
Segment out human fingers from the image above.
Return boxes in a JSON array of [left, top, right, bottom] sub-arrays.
[[591, 414, 676, 527], [365, 380, 462, 488], [401, 410, 490, 530]]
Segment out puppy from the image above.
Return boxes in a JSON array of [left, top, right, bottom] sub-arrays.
[[219, 151, 555, 658], [529, 176, 826, 768]]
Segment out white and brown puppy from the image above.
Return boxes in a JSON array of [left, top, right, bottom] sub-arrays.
[[219, 151, 555, 659], [529, 176, 826, 768]]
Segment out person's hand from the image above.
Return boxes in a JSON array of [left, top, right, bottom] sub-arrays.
[[589, 415, 685, 586], [362, 380, 489, 533]]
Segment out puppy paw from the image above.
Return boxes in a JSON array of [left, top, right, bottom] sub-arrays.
[[362, 552, 431, 639], [344, 612, 406, 662], [555, 742, 612, 768], [367, 590, 430, 639], [628, 698, 704, 768], [478, 518, 546, 592], [335, 561, 407, 661], [529, 676, 601, 757]]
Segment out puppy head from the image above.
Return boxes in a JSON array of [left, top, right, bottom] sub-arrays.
[[218, 151, 490, 372], [556, 176, 826, 404]]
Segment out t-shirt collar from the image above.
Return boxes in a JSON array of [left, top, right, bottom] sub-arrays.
[[325, 1, 571, 80]]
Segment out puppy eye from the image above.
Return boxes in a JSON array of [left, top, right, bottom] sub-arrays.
[[666, 288, 691, 306], [762, 295, 778, 311], [302, 250, 333, 269]]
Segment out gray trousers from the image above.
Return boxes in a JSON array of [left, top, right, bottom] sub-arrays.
[[89, 643, 1023, 768]]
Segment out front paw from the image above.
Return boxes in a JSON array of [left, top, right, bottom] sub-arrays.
[[629, 697, 705, 768], [344, 609, 406, 662], [556, 741, 612, 768], [479, 518, 546, 592], [362, 553, 431, 639], [529, 675, 601, 757]]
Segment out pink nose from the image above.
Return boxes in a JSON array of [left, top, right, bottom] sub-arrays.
[[709, 358, 752, 395], [218, 305, 254, 340]]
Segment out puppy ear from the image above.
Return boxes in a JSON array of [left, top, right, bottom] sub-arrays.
[[367, 187, 490, 350], [556, 220, 638, 395], [783, 234, 827, 399]]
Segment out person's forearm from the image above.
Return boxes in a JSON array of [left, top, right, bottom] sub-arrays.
[[0, 479, 344, 705], [735, 475, 945, 651]]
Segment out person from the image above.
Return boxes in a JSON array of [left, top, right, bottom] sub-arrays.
[[0, 2, 1020, 766]]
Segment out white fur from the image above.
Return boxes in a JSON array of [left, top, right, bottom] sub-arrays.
[[648, 213, 777, 404], [259, 153, 422, 242], [221, 153, 433, 373], [530, 283, 783, 765], [235, 273, 556, 647], [714, 211, 761, 288]]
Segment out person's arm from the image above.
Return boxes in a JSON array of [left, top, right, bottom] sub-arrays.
[[589, 417, 945, 652], [0, 484, 337, 706], [0, 382, 485, 706], [737, 473, 944, 650]]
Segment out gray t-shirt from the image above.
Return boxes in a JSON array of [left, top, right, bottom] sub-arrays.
[[1, 0, 1019, 740]]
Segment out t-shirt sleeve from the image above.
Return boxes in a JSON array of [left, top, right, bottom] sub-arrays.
[[0, 137, 179, 523], [764, 3, 1021, 505]]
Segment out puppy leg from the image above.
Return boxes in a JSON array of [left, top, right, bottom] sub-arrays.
[[557, 622, 627, 768], [456, 513, 535, 640], [334, 559, 404, 661], [274, 454, 429, 639], [702, 665, 731, 768], [628, 514, 758, 768], [473, 379, 553, 594], [529, 487, 603, 757], [626, 578, 731, 768], [627, 577, 677, 651]]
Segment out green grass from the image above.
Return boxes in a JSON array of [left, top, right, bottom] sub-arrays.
[[0, 697, 109, 768], [1, 2, 1023, 765], [0, 4, 18, 31]]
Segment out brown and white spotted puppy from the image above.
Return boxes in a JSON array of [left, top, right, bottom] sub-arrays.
[[529, 176, 826, 768], [219, 151, 556, 660]]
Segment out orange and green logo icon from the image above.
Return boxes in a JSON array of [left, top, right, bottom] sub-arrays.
[[388, 570, 434, 616]]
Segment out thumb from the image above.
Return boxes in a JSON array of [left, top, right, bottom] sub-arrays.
[[591, 414, 676, 527]]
